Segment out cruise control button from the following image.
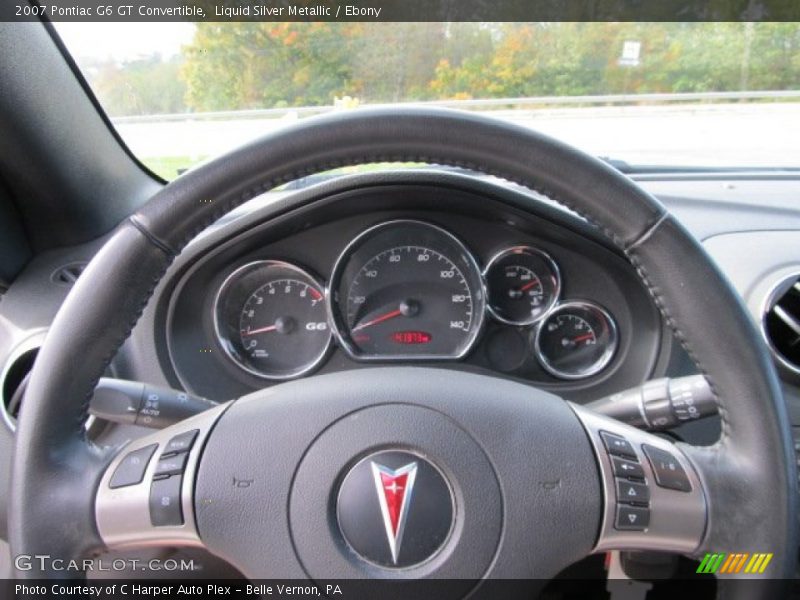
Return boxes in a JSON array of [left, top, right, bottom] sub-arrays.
[[154, 452, 189, 478], [600, 431, 637, 460], [642, 444, 692, 492], [616, 479, 650, 504], [615, 505, 650, 531], [163, 429, 198, 456], [109, 444, 157, 489], [612, 456, 645, 480], [149, 475, 183, 526]]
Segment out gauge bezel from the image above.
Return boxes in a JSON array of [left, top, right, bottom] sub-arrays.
[[213, 260, 332, 381], [327, 219, 487, 362], [533, 300, 618, 380], [483, 245, 561, 327]]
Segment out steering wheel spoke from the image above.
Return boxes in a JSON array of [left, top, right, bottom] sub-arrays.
[[571, 404, 707, 555], [95, 402, 229, 549]]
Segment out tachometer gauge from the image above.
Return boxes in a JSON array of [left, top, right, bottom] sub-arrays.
[[214, 261, 331, 380], [533, 301, 617, 379], [484, 246, 560, 326], [329, 220, 485, 360]]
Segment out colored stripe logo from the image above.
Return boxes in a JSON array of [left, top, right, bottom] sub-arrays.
[[696, 553, 773, 574]]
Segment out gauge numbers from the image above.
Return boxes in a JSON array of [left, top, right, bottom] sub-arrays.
[[534, 301, 617, 380], [215, 261, 331, 380], [346, 246, 475, 356], [330, 220, 485, 360], [212, 228, 616, 380], [484, 246, 560, 326]]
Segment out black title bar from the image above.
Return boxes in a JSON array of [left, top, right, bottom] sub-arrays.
[[2, 0, 800, 22]]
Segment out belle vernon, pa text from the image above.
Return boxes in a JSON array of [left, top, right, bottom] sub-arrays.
[[17, 584, 343, 597], [216, 4, 382, 17]]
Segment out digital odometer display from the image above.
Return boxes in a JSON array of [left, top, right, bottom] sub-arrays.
[[329, 220, 485, 360]]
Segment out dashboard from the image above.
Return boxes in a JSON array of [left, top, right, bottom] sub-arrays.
[[162, 172, 664, 403], [2, 166, 800, 552], [213, 220, 616, 380]]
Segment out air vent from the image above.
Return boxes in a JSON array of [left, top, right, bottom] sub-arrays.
[[1, 346, 39, 430], [1, 339, 104, 434], [763, 275, 800, 375], [51, 262, 87, 286]]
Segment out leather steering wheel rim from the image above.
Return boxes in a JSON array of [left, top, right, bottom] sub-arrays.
[[10, 108, 797, 593]]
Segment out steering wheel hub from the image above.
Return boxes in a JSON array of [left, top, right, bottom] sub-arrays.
[[336, 449, 454, 569]]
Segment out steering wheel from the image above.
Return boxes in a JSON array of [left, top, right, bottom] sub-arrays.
[[10, 108, 796, 596]]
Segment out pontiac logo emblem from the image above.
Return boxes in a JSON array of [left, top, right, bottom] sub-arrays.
[[371, 461, 418, 564], [337, 450, 453, 568]]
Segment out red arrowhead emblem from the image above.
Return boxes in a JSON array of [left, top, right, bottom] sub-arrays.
[[371, 461, 418, 564]]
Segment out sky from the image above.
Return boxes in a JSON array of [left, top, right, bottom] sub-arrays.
[[54, 23, 196, 61]]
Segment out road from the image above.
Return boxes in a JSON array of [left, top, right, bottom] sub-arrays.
[[114, 102, 800, 170]]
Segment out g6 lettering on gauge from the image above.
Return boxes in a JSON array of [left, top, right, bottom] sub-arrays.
[[329, 220, 485, 360], [214, 261, 331, 379]]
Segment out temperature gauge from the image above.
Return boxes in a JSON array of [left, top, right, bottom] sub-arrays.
[[534, 301, 618, 379], [484, 246, 560, 326]]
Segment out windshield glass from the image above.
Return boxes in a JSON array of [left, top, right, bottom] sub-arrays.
[[55, 22, 800, 179]]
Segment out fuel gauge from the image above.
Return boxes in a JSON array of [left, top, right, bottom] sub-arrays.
[[484, 246, 560, 326], [534, 301, 617, 379]]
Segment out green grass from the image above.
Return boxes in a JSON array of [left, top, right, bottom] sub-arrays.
[[141, 156, 200, 180], [140, 156, 424, 182]]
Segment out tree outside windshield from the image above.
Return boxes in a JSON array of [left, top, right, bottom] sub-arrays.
[[57, 22, 800, 178]]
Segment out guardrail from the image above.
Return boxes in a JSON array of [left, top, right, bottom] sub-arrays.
[[112, 90, 800, 124]]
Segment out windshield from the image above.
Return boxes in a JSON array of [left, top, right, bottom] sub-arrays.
[[55, 22, 800, 179]]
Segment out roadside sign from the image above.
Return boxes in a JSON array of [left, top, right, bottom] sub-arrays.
[[619, 40, 641, 66]]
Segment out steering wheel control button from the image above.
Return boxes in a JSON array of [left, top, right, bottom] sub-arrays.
[[336, 450, 454, 568], [600, 431, 637, 460], [642, 444, 692, 492], [616, 479, 650, 505], [611, 456, 645, 480], [615, 505, 650, 531], [109, 444, 158, 489], [149, 474, 184, 526], [163, 429, 198, 456], [154, 452, 189, 478]]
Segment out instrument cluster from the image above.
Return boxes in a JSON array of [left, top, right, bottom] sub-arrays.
[[213, 219, 618, 381]]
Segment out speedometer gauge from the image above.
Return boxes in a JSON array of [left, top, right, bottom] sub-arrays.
[[214, 261, 331, 380], [329, 220, 485, 360]]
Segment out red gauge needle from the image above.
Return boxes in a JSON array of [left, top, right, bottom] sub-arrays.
[[520, 279, 540, 292], [571, 333, 595, 343], [242, 325, 278, 337], [352, 308, 403, 332]]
